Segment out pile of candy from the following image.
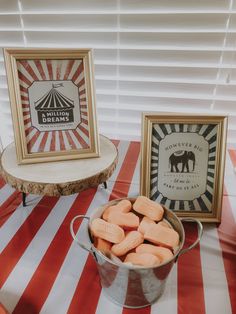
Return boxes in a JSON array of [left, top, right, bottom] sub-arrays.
[[90, 196, 180, 267]]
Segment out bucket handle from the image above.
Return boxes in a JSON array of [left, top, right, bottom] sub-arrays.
[[177, 218, 203, 260], [70, 215, 93, 253]]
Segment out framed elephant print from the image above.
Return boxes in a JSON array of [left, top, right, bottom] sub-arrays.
[[140, 113, 228, 222]]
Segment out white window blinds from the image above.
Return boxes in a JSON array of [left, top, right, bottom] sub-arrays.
[[0, 0, 236, 147]]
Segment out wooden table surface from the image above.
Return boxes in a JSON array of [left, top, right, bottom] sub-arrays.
[[0, 135, 118, 196]]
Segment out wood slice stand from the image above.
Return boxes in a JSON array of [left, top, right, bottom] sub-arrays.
[[0, 135, 118, 205]]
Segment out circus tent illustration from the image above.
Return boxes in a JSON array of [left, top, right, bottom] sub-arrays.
[[17, 58, 90, 153], [35, 84, 75, 125]]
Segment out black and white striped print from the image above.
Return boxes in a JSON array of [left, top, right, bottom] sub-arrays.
[[150, 123, 217, 212]]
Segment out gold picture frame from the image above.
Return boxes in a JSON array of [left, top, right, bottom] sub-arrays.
[[4, 48, 100, 164], [141, 113, 228, 222]]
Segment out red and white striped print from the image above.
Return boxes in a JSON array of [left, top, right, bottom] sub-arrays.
[[17, 59, 90, 154], [0, 142, 236, 314]]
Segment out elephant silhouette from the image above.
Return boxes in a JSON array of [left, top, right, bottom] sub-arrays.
[[169, 150, 195, 173]]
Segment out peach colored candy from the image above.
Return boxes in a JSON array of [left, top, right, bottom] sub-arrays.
[[144, 224, 179, 249], [136, 244, 173, 263], [107, 211, 139, 230], [133, 196, 164, 221], [124, 252, 161, 267], [111, 231, 144, 256], [94, 237, 112, 254], [0, 303, 9, 314], [138, 216, 156, 234], [157, 220, 172, 229], [102, 200, 132, 221], [90, 218, 125, 244]]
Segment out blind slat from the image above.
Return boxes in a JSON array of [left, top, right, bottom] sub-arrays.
[[96, 89, 236, 101], [3, 11, 236, 15]]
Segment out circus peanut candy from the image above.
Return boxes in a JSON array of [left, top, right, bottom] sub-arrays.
[[91, 198, 180, 267], [138, 216, 156, 234], [144, 224, 179, 249], [94, 237, 112, 254], [157, 220, 172, 229], [91, 218, 125, 244], [111, 231, 144, 256], [124, 252, 161, 267], [107, 211, 139, 230], [102, 200, 132, 221], [0, 303, 9, 314], [136, 244, 173, 263], [133, 196, 164, 221]]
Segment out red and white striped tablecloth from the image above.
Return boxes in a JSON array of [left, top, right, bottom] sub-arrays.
[[0, 140, 236, 314]]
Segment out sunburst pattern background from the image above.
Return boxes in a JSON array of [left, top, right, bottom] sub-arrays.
[[150, 123, 218, 212], [16, 59, 90, 154]]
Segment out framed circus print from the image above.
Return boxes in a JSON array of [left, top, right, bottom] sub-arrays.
[[141, 113, 228, 222], [4, 48, 100, 164]]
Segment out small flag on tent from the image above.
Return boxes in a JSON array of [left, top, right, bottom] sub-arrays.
[[52, 83, 64, 88]]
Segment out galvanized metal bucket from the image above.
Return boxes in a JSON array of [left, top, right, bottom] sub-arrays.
[[70, 198, 203, 308]]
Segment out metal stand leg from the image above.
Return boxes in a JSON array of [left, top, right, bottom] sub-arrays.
[[103, 182, 107, 189], [22, 192, 27, 207]]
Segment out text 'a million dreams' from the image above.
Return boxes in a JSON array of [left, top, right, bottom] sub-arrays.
[[40, 111, 70, 123]]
